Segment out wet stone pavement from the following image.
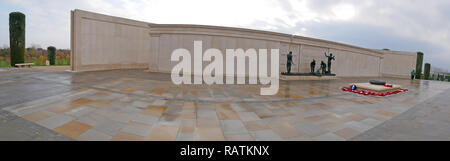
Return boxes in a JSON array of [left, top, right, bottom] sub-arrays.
[[0, 68, 449, 141]]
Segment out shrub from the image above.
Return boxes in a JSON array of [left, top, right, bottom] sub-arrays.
[[9, 12, 25, 67], [47, 46, 56, 65]]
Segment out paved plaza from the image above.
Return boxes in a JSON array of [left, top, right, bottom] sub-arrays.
[[0, 68, 449, 141]]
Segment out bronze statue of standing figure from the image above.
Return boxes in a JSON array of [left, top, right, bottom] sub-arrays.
[[286, 51, 293, 74], [320, 61, 327, 75], [324, 52, 335, 74], [310, 59, 316, 73]]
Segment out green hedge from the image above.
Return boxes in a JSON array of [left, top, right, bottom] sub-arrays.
[[9, 12, 25, 67], [424, 63, 431, 80], [47, 46, 56, 65]]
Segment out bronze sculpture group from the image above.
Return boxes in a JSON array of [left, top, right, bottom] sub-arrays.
[[285, 51, 335, 76]]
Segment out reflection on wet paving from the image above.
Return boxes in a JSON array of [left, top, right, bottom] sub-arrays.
[[1, 69, 450, 141]]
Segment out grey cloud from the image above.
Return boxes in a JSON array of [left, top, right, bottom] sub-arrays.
[[0, 0, 448, 70], [257, 0, 450, 70]]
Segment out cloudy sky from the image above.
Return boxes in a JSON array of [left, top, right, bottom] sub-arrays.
[[0, 0, 449, 71]]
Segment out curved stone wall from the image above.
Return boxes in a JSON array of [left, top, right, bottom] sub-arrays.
[[71, 9, 416, 78], [71, 9, 152, 71], [378, 50, 417, 78]]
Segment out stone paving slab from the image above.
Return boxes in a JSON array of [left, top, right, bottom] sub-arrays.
[[1, 69, 450, 141], [0, 110, 72, 141], [351, 88, 450, 141]]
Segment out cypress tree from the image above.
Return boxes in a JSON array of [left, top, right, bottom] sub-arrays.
[[424, 63, 430, 80], [48, 46, 56, 65], [9, 12, 25, 67], [415, 52, 424, 79]]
